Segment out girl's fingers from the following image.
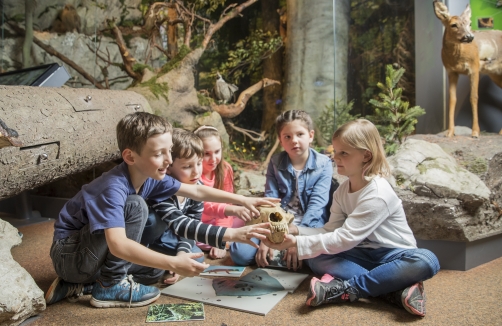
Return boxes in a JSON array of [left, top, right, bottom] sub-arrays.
[[251, 227, 271, 235], [247, 239, 260, 249], [252, 233, 267, 241]]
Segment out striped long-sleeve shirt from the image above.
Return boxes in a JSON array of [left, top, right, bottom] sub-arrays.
[[151, 191, 227, 253]]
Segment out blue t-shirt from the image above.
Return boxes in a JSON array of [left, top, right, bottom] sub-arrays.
[[53, 162, 181, 241]]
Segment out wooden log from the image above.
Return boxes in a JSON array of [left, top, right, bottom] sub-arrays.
[[0, 85, 152, 200]]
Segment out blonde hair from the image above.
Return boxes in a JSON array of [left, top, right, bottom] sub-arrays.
[[332, 119, 390, 177], [171, 128, 204, 162], [275, 110, 314, 136], [116, 112, 172, 154], [193, 125, 228, 190]]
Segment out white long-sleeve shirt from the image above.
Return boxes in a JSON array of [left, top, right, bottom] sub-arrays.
[[296, 176, 417, 260]]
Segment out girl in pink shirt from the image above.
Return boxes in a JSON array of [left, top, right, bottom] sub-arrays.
[[195, 126, 253, 259]]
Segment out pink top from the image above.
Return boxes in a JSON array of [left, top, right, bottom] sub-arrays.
[[201, 161, 235, 228]]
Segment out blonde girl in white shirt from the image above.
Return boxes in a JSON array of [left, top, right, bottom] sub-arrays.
[[264, 119, 440, 317]]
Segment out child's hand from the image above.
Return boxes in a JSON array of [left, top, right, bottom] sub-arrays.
[[283, 246, 302, 271], [223, 222, 271, 247], [255, 241, 274, 267], [262, 234, 297, 251], [225, 205, 253, 221], [288, 224, 299, 235], [241, 197, 281, 218], [169, 252, 209, 277]]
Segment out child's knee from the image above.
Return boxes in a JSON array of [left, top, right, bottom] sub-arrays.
[[413, 248, 441, 278], [229, 243, 257, 266]]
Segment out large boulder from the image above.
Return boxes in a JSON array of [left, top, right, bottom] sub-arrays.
[[388, 135, 502, 242], [0, 219, 45, 326]]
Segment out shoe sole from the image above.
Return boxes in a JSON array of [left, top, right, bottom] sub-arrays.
[[402, 283, 426, 317], [306, 277, 320, 307], [89, 292, 160, 308], [45, 277, 62, 305]]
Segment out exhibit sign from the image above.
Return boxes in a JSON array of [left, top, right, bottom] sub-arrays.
[[471, 0, 502, 30]]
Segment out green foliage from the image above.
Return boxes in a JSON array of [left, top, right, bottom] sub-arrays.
[[316, 99, 360, 146], [139, 77, 169, 102], [159, 45, 191, 75], [132, 63, 152, 74], [12, 14, 25, 22], [229, 139, 260, 162], [367, 64, 425, 155], [197, 93, 214, 107], [214, 29, 283, 84], [121, 20, 135, 28], [348, 0, 415, 117], [189, 0, 227, 15]]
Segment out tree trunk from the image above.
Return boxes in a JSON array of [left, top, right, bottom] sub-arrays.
[[22, 0, 35, 68], [0, 86, 152, 200], [334, 0, 350, 106], [283, 0, 336, 130], [167, 7, 179, 58], [260, 0, 283, 136]]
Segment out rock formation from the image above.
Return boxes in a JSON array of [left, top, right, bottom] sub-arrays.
[[0, 219, 45, 326], [388, 135, 502, 242]]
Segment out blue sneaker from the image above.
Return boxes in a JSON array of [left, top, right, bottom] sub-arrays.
[[45, 277, 93, 305], [90, 275, 160, 308]]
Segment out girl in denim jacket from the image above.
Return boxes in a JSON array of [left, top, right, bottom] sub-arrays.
[[230, 110, 332, 268]]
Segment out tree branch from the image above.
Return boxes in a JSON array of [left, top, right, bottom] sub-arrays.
[[8, 22, 106, 89], [201, 0, 258, 49], [211, 78, 280, 118], [107, 19, 142, 81], [261, 138, 280, 170], [226, 122, 267, 142]]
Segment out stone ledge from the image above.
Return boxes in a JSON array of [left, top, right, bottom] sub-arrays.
[[417, 232, 502, 271]]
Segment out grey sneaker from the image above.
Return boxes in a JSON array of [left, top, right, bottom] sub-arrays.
[[90, 275, 160, 308], [381, 282, 426, 317], [306, 274, 358, 307], [45, 277, 93, 305], [401, 282, 426, 316]]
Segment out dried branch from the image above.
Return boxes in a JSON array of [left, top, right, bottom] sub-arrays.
[[211, 78, 280, 118], [226, 122, 267, 142], [201, 0, 258, 49], [107, 19, 142, 81], [8, 22, 106, 89], [261, 138, 280, 170], [221, 3, 238, 19], [85, 42, 122, 69]]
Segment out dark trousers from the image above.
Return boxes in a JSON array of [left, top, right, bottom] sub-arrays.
[[49, 195, 163, 285]]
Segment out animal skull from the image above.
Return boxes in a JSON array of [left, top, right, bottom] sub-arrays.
[[246, 205, 294, 243]]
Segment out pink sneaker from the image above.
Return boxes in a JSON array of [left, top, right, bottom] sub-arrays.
[[306, 274, 358, 307]]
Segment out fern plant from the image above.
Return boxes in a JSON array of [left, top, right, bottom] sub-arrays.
[[367, 64, 425, 155], [316, 99, 359, 146]]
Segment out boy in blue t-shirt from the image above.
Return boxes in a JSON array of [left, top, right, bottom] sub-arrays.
[[45, 112, 277, 308]]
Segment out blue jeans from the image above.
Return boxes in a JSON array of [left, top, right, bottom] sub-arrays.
[[229, 238, 261, 266], [141, 210, 204, 263], [306, 247, 440, 298]]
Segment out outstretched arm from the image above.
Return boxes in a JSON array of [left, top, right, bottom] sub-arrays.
[[176, 183, 279, 217]]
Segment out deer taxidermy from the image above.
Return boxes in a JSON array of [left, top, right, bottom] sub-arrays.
[[433, 0, 502, 137]]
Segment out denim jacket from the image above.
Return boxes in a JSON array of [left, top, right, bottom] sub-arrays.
[[265, 148, 332, 228]]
